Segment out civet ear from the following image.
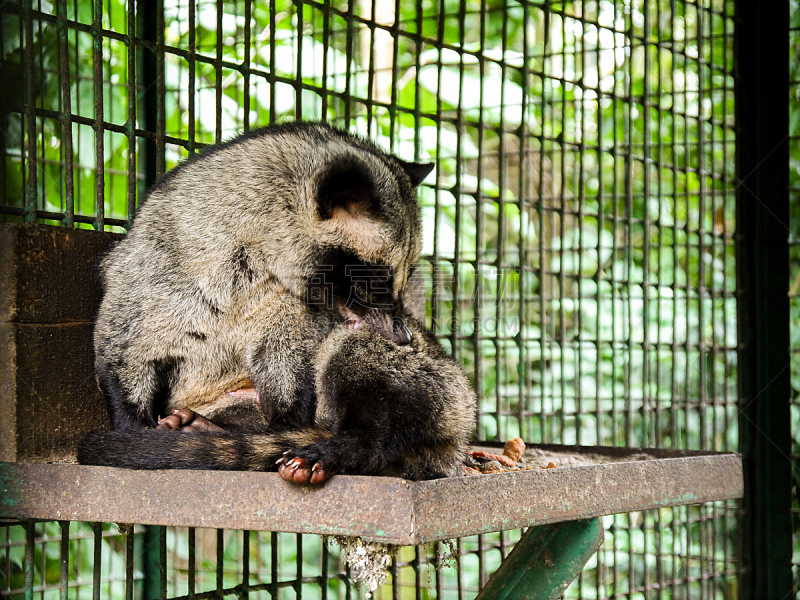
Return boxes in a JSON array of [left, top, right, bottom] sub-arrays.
[[397, 159, 435, 187], [316, 156, 376, 220]]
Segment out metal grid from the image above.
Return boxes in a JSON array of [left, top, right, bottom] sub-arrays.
[[0, 0, 742, 598], [790, 0, 800, 594]]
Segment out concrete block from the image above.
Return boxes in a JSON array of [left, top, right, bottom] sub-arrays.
[[0, 224, 121, 462]]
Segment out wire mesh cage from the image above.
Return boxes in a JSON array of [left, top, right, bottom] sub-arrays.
[[789, 1, 800, 594], [0, 0, 744, 598]]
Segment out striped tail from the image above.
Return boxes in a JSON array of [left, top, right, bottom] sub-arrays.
[[77, 428, 330, 471]]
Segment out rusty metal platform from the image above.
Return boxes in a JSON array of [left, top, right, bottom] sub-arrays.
[[0, 444, 742, 544]]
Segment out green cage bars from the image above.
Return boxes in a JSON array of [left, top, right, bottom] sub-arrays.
[[2, 0, 793, 598]]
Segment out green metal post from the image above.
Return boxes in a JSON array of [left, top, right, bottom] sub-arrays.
[[476, 518, 604, 600], [735, 0, 793, 597], [142, 525, 166, 600]]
